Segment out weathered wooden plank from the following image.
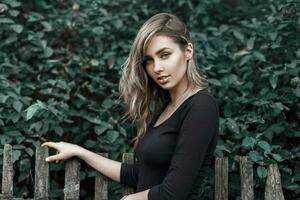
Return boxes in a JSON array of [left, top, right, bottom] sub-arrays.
[[95, 153, 108, 200], [2, 144, 13, 199], [34, 145, 49, 200], [0, 196, 29, 200], [265, 163, 285, 200], [122, 153, 135, 196], [64, 158, 80, 200], [214, 157, 228, 200], [238, 156, 254, 200]]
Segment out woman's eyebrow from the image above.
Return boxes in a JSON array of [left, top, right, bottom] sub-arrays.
[[144, 47, 170, 58]]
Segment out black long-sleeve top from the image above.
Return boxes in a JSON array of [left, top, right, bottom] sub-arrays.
[[120, 89, 219, 200]]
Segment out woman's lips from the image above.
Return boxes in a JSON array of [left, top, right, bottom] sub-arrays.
[[157, 76, 170, 84]]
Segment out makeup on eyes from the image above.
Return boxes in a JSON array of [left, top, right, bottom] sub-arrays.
[[143, 51, 171, 65]]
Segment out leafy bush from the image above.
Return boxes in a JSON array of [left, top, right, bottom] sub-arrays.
[[0, 0, 299, 199]]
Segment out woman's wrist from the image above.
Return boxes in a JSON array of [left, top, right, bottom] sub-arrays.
[[73, 145, 87, 159]]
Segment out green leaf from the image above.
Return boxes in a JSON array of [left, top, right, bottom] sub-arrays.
[[29, 121, 42, 132], [84, 140, 96, 147], [86, 117, 102, 125], [242, 137, 256, 149], [258, 140, 271, 152], [293, 87, 300, 97], [47, 105, 61, 116], [0, 3, 9, 13], [9, 9, 19, 17], [37, 100, 47, 109], [239, 55, 252, 66], [257, 166, 268, 178], [270, 102, 284, 116], [208, 78, 222, 86], [13, 100, 23, 112], [113, 19, 123, 29], [27, 11, 44, 22], [253, 51, 266, 62], [43, 47, 53, 58], [10, 24, 23, 33], [25, 148, 34, 157], [12, 150, 21, 163], [269, 74, 278, 89], [226, 118, 240, 134], [0, 94, 9, 103], [292, 173, 300, 182], [94, 125, 107, 135], [92, 26, 104, 35], [25, 103, 41, 121], [102, 99, 114, 109], [271, 153, 283, 162], [0, 18, 14, 23], [219, 24, 229, 32], [41, 21, 52, 31], [90, 59, 99, 66], [233, 29, 244, 42], [10, 113, 21, 123], [6, 130, 21, 137], [4, 0, 21, 7], [249, 150, 263, 162], [18, 173, 27, 182], [54, 126, 63, 136], [106, 130, 119, 143], [86, 117, 113, 130], [247, 37, 254, 50], [268, 32, 278, 41], [118, 126, 127, 137], [270, 123, 285, 134]]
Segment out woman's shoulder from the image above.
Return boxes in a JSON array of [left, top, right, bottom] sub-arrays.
[[190, 89, 219, 110]]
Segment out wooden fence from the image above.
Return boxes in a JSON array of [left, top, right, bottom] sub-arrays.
[[0, 144, 285, 200]]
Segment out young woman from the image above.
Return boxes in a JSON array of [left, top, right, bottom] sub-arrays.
[[42, 13, 219, 200]]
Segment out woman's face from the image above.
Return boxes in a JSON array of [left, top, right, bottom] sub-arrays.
[[143, 35, 193, 91]]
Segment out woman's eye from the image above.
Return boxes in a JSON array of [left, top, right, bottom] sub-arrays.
[[161, 53, 170, 59]]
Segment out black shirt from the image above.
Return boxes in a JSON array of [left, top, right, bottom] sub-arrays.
[[120, 89, 219, 200]]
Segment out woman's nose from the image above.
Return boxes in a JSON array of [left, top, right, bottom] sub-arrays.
[[153, 60, 163, 73]]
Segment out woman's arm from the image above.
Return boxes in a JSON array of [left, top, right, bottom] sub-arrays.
[[77, 145, 122, 182], [121, 189, 150, 200], [41, 142, 122, 183]]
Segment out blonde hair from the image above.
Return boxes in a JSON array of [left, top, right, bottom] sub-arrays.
[[119, 12, 207, 149]]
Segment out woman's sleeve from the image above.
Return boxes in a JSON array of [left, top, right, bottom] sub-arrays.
[[120, 162, 139, 188], [148, 94, 219, 200]]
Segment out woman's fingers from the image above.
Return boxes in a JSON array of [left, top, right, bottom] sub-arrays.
[[41, 141, 75, 163], [42, 142, 60, 162], [41, 141, 58, 149], [45, 154, 63, 162]]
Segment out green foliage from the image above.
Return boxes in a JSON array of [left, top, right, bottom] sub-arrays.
[[0, 0, 299, 199]]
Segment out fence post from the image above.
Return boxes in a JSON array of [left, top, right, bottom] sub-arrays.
[[122, 153, 135, 196], [1, 144, 13, 199], [64, 158, 80, 200], [34, 145, 49, 200], [236, 156, 254, 200], [214, 157, 228, 200], [95, 153, 108, 200], [265, 163, 285, 200]]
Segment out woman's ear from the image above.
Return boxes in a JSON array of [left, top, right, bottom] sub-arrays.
[[185, 42, 193, 60]]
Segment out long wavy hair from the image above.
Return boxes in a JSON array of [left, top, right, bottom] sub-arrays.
[[119, 13, 207, 149]]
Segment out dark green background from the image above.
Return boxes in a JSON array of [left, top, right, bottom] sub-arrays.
[[0, 0, 299, 199]]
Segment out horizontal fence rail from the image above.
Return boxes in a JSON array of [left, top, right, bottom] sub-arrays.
[[0, 144, 285, 200]]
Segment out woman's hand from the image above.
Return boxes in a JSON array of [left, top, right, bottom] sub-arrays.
[[41, 141, 82, 163], [120, 195, 131, 200]]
